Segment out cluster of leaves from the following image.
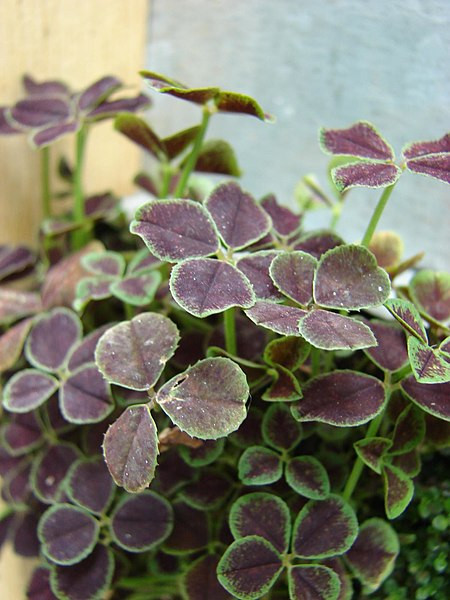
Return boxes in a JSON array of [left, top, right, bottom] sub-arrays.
[[0, 71, 449, 600]]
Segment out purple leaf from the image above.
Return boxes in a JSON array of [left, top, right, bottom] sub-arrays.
[[292, 495, 358, 558], [103, 404, 159, 493], [140, 70, 218, 100], [238, 446, 283, 485], [403, 133, 450, 159], [12, 511, 39, 557], [127, 247, 161, 274], [3, 461, 32, 506], [369, 231, 404, 269], [262, 365, 303, 402], [0, 106, 22, 134], [382, 464, 414, 519], [299, 310, 377, 351], [205, 182, 272, 249], [262, 403, 302, 451], [73, 276, 114, 311], [354, 437, 393, 474], [163, 500, 209, 554], [31, 119, 79, 148], [270, 251, 317, 306], [95, 312, 179, 390], [2, 412, 43, 456], [406, 152, 450, 184], [67, 324, 112, 372], [217, 536, 283, 599], [3, 369, 59, 413], [264, 335, 310, 370], [32, 443, 80, 503], [390, 449, 421, 477], [0, 288, 42, 324], [81, 250, 125, 277], [183, 554, 231, 600], [215, 90, 272, 121], [363, 319, 408, 372], [179, 438, 225, 467], [401, 376, 450, 421], [320, 122, 394, 160], [188, 139, 241, 176], [292, 371, 386, 426], [229, 408, 264, 449], [49, 544, 114, 600], [332, 161, 401, 192], [114, 113, 165, 157], [23, 74, 69, 97], [286, 456, 330, 500], [171, 258, 255, 317], [408, 337, 450, 384], [424, 413, 450, 448], [409, 270, 450, 324], [66, 458, 115, 515], [0, 245, 35, 280], [293, 230, 344, 259], [0, 317, 33, 373], [110, 491, 173, 552], [180, 469, 231, 510], [346, 518, 399, 591], [38, 504, 99, 565], [384, 298, 428, 343], [84, 193, 117, 218], [157, 357, 249, 439], [25, 307, 82, 372], [288, 565, 341, 600], [111, 270, 161, 306], [261, 194, 301, 236], [236, 251, 283, 301], [131, 199, 219, 262], [245, 301, 307, 335], [77, 75, 121, 112], [162, 125, 201, 160], [314, 245, 391, 310], [60, 363, 114, 423], [10, 96, 72, 127], [390, 405, 425, 455], [26, 566, 57, 600], [229, 492, 291, 553], [85, 93, 150, 120]]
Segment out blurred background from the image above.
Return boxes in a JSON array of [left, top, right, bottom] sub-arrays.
[[0, 0, 449, 262]]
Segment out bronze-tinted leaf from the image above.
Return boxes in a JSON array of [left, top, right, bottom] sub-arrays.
[[188, 139, 241, 176], [401, 376, 450, 421], [288, 565, 341, 600], [238, 446, 283, 486], [382, 464, 414, 519], [170, 258, 255, 318], [205, 182, 272, 250], [114, 113, 166, 158], [0, 317, 33, 373], [354, 437, 392, 474], [402, 133, 450, 158], [0, 245, 35, 280], [270, 251, 317, 306], [78, 75, 122, 111], [314, 245, 390, 310], [293, 230, 344, 259], [409, 270, 450, 324], [60, 363, 114, 424], [245, 301, 307, 335], [332, 161, 401, 192], [3, 369, 59, 413], [0, 288, 42, 324], [236, 251, 283, 301], [183, 554, 231, 600], [261, 194, 301, 237], [292, 371, 385, 426], [157, 357, 249, 439], [95, 312, 179, 390], [363, 319, 408, 372], [408, 337, 450, 384], [384, 298, 428, 343], [285, 456, 330, 500], [103, 404, 159, 493]]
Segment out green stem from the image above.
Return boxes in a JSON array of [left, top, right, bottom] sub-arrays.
[[40, 146, 51, 218], [72, 125, 89, 250], [311, 347, 321, 377], [170, 306, 212, 333], [361, 182, 397, 248], [174, 108, 211, 197], [224, 307, 237, 355], [159, 160, 172, 198], [342, 373, 392, 501]]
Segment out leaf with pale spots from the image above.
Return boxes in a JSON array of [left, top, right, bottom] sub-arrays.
[[293, 230, 343, 259], [291, 371, 385, 426], [245, 301, 307, 335], [170, 258, 255, 317], [156, 357, 249, 439], [298, 310, 377, 351], [401, 375, 450, 421], [130, 199, 220, 262], [103, 404, 159, 493], [236, 251, 283, 301], [60, 363, 114, 423], [31, 443, 80, 503], [332, 161, 401, 192], [95, 312, 179, 390], [405, 153, 450, 185], [270, 251, 317, 306], [314, 245, 390, 310], [363, 319, 408, 372]]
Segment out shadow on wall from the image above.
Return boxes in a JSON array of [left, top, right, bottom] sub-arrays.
[[146, 0, 450, 270]]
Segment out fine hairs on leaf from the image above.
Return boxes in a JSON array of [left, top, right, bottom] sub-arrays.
[[0, 69, 448, 600]]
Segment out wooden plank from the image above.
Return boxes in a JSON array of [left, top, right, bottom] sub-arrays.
[[0, 0, 149, 246]]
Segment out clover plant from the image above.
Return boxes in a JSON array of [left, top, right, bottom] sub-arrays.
[[0, 69, 449, 600]]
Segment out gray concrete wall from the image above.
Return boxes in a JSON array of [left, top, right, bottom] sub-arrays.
[[145, 0, 449, 269]]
